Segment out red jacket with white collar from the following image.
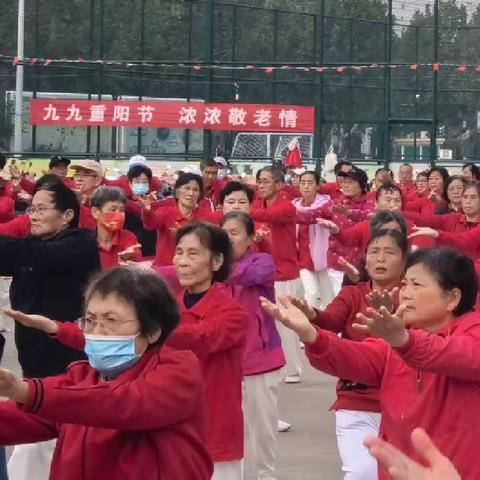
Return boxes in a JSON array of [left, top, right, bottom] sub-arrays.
[[306, 311, 480, 480], [167, 283, 248, 462], [0, 346, 213, 480], [250, 196, 299, 281]]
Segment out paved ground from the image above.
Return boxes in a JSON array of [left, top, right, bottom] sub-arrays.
[[2, 327, 343, 480]]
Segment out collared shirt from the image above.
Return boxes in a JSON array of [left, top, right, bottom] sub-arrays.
[[97, 229, 141, 270]]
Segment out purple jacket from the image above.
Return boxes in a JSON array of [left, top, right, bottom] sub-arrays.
[[227, 251, 286, 376]]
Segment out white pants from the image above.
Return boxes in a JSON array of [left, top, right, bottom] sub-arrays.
[[299, 269, 334, 309], [328, 269, 345, 297], [243, 369, 283, 480], [213, 460, 242, 480], [0, 277, 12, 331], [274, 278, 303, 377], [8, 440, 56, 480], [335, 409, 381, 480]]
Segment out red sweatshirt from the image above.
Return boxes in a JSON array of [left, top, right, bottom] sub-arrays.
[[167, 283, 247, 462], [0, 196, 14, 223], [250, 196, 299, 281], [141, 206, 219, 266], [0, 215, 30, 237], [335, 217, 436, 251], [435, 224, 480, 260], [314, 282, 383, 412], [0, 346, 213, 480], [318, 181, 343, 200], [404, 211, 478, 236], [405, 195, 446, 215], [305, 312, 480, 480]]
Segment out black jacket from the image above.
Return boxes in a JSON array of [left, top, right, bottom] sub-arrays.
[[0, 228, 101, 378]]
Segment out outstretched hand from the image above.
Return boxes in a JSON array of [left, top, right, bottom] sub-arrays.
[[3, 309, 58, 334], [338, 257, 360, 284], [409, 226, 439, 240], [289, 296, 317, 322], [260, 295, 317, 343], [365, 428, 460, 480], [353, 304, 409, 347], [0, 368, 28, 403], [118, 243, 142, 261], [367, 287, 398, 314], [316, 218, 339, 234]]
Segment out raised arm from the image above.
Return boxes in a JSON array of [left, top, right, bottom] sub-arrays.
[[22, 349, 204, 431], [261, 295, 387, 387], [395, 319, 480, 382], [403, 211, 454, 230], [250, 201, 296, 225], [230, 253, 275, 287]]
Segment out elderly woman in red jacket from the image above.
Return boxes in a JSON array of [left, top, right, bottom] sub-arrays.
[[170, 222, 248, 480], [263, 247, 480, 480], [0, 267, 213, 480]]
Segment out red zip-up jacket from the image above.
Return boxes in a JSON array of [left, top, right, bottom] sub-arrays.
[[0, 346, 213, 480], [305, 311, 480, 479], [141, 206, 219, 266], [250, 196, 299, 281], [313, 282, 383, 412], [167, 283, 248, 462]]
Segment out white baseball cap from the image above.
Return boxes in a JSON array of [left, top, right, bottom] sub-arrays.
[[128, 155, 148, 169], [214, 156, 228, 168], [180, 164, 202, 176]]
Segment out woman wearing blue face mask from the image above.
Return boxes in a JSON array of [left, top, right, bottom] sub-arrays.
[[123, 165, 160, 258], [0, 267, 213, 480]]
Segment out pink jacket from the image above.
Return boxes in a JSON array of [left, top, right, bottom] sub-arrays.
[[226, 251, 285, 376], [292, 194, 331, 272]]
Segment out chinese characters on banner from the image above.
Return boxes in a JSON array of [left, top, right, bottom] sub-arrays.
[[29, 99, 315, 132]]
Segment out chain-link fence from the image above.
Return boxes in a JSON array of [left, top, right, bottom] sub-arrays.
[[1, 0, 480, 168]]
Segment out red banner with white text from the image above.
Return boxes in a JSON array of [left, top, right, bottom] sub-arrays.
[[29, 99, 314, 133]]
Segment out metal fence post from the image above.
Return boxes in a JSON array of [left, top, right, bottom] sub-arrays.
[[203, 0, 215, 160], [383, 0, 393, 168], [431, 0, 439, 166]]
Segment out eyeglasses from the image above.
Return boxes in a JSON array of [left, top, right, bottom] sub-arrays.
[[26, 206, 57, 216], [78, 316, 137, 334]]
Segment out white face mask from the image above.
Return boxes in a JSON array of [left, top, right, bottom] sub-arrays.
[[217, 169, 227, 180]]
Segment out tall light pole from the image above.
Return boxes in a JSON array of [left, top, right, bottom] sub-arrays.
[[14, 0, 25, 156]]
